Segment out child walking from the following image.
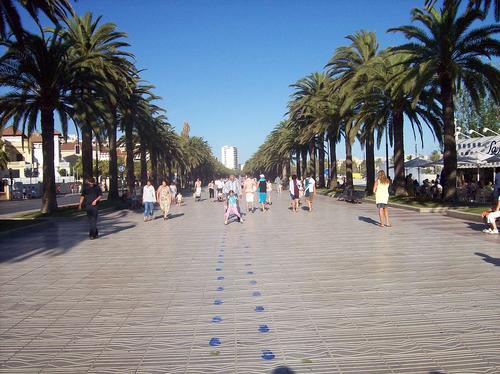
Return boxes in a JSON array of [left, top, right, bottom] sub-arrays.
[[373, 170, 391, 227], [224, 190, 243, 225]]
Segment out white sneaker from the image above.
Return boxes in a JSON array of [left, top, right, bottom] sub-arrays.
[[482, 228, 499, 234]]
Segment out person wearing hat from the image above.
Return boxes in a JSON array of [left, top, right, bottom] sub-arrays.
[[257, 174, 268, 212]]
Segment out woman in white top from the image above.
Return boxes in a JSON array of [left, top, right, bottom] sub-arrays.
[[304, 175, 316, 212], [373, 170, 391, 227], [142, 180, 156, 222]]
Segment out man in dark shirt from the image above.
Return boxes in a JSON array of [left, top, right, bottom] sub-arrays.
[[79, 177, 102, 239]]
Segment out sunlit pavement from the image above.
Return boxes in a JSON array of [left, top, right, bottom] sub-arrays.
[[0, 192, 499, 373]]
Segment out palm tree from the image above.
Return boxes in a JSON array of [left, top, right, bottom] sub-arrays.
[[389, 0, 500, 200], [0, 0, 74, 41], [425, 0, 499, 21], [326, 30, 381, 193], [63, 12, 133, 185], [354, 51, 442, 195], [0, 30, 79, 213]]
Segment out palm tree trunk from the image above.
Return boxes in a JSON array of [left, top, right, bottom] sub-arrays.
[[125, 121, 134, 193], [301, 148, 307, 177], [94, 140, 99, 183], [329, 133, 338, 189], [296, 149, 301, 179], [140, 143, 147, 186], [107, 114, 119, 199], [309, 139, 316, 179], [345, 137, 353, 188], [40, 108, 58, 214], [81, 124, 93, 181], [441, 77, 457, 201], [318, 133, 325, 188], [151, 149, 158, 186], [365, 129, 375, 196], [393, 106, 406, 196]]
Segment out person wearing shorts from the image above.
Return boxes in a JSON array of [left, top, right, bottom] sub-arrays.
[[289, 175, 300, 213], [304, 175, 316, 212], [243, 176, 256, 213], [374, 170, 391, 227], [257, 174, 267, 212]]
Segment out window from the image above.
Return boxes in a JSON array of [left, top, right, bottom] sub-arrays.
[[477, 142, 481, 147]]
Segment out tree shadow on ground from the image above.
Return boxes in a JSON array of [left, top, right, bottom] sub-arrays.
[[358, 216, 381, 226], [475, 252, 500, 266], [0, 211, 136, 263]]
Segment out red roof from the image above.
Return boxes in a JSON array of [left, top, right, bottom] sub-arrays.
[[2, 127, 26, 137], [1, 127, 62, 138], [61, 142, 78, 151]]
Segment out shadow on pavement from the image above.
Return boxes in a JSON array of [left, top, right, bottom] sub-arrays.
[[466, 222, 486, 232], [273, 367, 296, 374], [358, 216, 380, 226], [0, 212, 136, 263], [475, 252, 500, 266]]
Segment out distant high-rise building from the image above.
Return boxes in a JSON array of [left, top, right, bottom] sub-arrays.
[[221, 145, 238, 170]]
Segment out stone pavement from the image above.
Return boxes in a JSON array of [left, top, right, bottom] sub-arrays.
[[0, 192, 499, 374]]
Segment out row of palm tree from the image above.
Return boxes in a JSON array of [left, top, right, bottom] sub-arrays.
[[244, 0, 499, 201], [1, 4, 229, 213]]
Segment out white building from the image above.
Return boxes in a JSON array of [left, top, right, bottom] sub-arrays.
[[221, 145, 238, 170]]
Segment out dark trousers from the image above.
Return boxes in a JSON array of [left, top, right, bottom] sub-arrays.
[[86, 205, 98, 238], [209, 188, 214, 198]]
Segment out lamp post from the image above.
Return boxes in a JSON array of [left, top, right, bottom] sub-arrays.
[[468, 129, 485, 137], [483, 127, 500, 136]]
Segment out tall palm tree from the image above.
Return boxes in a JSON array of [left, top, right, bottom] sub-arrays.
[[0, 30, 79, 213], [63, 12, 133, 184], [326, 30, 381, 193], [0, 0, 74, 41], [354, 51, 442, 195], [389, 0, 500, 200]]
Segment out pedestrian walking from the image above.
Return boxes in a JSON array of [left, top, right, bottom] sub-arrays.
[[223, 174, 242, 213], [374, 170, 391, 227], [266, 179, 273, 205], [79, 177, 102, 239], [157, 179, 172, 220], [170, 182, 177, 204], [224, 190, 243, 225], [289, 174, 300, 213], [143, 180, 156, 222], [274, 176, 282, 194], [194, 178, 202, 202], [243, 175, 256, 212], [304, 174, 316, 212], [208, 180, 215, 201], [257, 174, 268, 211]]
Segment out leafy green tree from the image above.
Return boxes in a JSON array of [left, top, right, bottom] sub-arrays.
[[455, 87, 499, 136]]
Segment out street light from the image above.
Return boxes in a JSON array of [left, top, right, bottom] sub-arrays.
[[483, 127, 500, 136], [468, 129, 485, 137], [456, 131, 471, 139]]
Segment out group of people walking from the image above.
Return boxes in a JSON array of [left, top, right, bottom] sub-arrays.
[[142, 179, 182, 221]]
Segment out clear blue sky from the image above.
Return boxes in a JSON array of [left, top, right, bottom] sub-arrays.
[[24, 0, 460, 162]]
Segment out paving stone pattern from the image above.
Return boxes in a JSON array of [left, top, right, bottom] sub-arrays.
[[0, 192, 499, 373]]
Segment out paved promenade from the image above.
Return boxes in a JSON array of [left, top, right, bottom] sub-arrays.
[[0, 192, 499, 373]]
